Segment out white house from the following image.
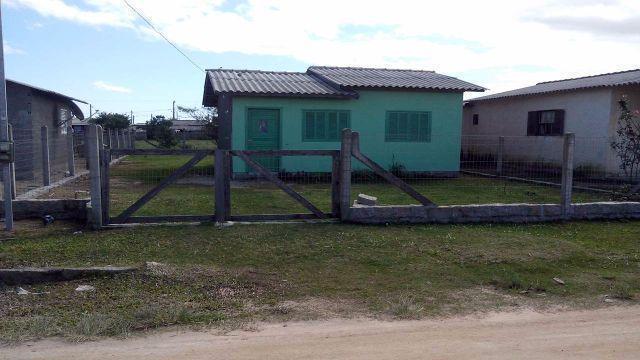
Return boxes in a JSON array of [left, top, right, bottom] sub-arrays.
[[462, 69, 640, 175]]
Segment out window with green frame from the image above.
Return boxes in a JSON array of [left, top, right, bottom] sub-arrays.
[[385, 111, 431, 142], [302, 110, 350, 141]]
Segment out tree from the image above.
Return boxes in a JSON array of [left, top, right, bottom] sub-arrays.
[[146, 115, 177, 148], [89, 112, 131, 129], [177, 106, 218, 140], [610, 96, 640, 183]]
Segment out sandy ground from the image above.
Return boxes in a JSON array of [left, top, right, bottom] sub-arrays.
[[3, 306, 639, 360]]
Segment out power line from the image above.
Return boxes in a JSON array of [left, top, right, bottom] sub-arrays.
[[122, 0, 204, 73]]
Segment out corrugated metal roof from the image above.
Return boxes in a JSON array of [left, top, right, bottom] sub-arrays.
[[7, 79, 87, 119], [470, 69, 640, 102], [307, 66, 485, 92], [204, 69, 357, 99]]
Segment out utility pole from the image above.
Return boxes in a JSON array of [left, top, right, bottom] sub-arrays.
[[172, 100, 176, 120], [0, 8, 14, 231], [89, 104, 92, 119], [130, 110, 133, 124]]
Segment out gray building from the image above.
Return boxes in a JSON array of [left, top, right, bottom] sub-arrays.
[[6, 79, 85, 180], [463, 69, 640, 175]]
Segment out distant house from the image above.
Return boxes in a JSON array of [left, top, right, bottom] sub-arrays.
[[170, 119, 204, 132], [6, 79, 85, 180], [462, 69, 640, 175], [71, 118, 89, 134], [202, 66, 484, 174]]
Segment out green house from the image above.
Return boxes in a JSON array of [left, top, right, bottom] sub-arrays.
[[202, 66, 484, 175]]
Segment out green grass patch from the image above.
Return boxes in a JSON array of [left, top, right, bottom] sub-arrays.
[[0, 220, 638, 341]]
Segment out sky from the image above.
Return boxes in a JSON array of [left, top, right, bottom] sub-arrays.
[[2, 0, 640, 123]]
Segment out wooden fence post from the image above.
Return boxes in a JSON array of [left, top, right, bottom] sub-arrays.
[[214, 149, 226, 223], [339, 129, 352, 221], [561, 133, 575, 217], [8, 124, 15, 199], [497, 136, 504, 176], [87, 125, 103, 229], [67, 125, 75, 177], [40, 126, 50, 186]]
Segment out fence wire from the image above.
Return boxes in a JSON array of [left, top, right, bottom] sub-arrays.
[[4, 127, 637, 220]]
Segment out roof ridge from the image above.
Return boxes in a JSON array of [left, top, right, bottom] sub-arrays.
[[309, 65, 435, 73], [536, 69, 640, 85], [206, 68, 307, 75]]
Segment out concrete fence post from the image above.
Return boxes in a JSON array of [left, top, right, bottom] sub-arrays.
[[87, 125, 102, 229], [108, 129, 113, 148], [66, 125, 75, 177], [561, 133, 575, 217], [116, 129, 122, 149], [496, 136, 505, 176], [40, 126, 50, 186], [339, 128, 353, 221], [8, 124, 15, 199], [130, 129, 136, 150]]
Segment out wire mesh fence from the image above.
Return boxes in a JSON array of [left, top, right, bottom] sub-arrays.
[[5, 124, 638, 223], [103, 131, 640, 221], [107, 133, 215, 218]]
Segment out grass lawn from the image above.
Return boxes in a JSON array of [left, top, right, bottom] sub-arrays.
[[134, 139, 216, 150], [0, 220, 638, 342], [106, 155, 610, 217]]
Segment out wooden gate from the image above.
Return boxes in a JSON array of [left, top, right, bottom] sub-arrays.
[[105, 149, 215, 224], [101, 130, 433, 225], [214, 149, 341, 222]]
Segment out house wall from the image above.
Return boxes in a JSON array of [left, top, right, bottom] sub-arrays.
[[7, 82, 36, 180], [461, 88, 618, 172], [230, 90, 464, 173], [7, 82, 72, 181], [30, 92, 72, 181]]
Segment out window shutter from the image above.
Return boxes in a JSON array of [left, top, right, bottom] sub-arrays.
[[422, 113, 431, 142], [338, 112, 349, 132], [527, 111, 538, 136], [304, 111, 315, 140], [553, 110, 565, 135]]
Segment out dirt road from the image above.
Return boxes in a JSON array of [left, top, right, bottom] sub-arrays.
[[4, 306, 639, 360]]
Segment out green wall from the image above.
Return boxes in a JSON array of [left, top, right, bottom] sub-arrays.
[[231, 90, 463, 173]]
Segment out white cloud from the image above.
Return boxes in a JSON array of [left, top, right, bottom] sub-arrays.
[[28, 22, 44, 30], [93, 80, 132, 93], [9, 0, 640, 96], [3, 41, 25, 55]]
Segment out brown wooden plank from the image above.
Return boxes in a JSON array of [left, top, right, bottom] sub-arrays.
[[223, 151, 231, 217], [214, 149, 227, 222], [234, 151, 327, 219], [112, 151, 209, 223], [229, 213, 334, 221], [238, 150, 339, 156], [351, 132, 435, 207], [111, 215, 215, 224], [111, 149, 214, 156]]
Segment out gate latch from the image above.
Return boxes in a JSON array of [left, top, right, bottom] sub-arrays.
[[0, 141, 15, 163]]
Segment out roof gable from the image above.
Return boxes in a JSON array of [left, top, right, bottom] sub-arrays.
[[470, 69, 640, 102], [307, 66, 485, 92], [202, 66, 485, 106], [202, 69, 357, 105], [7, 79, 87, 119]]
